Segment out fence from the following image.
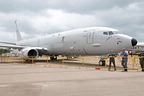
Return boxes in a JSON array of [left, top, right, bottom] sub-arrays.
[[0, 55, 142, 71]]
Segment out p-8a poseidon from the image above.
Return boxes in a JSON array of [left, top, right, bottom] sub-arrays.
[[0, 21, 137, 60]]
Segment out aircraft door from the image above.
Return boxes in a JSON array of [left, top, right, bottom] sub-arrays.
[[87, 29, 95, 44]]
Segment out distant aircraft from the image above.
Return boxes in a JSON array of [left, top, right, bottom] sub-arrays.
[[129, 42, 144, 54], [0, 20, 137, 60]]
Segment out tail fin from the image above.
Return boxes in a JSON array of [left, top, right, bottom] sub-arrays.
[[15, 20, 22, 41]]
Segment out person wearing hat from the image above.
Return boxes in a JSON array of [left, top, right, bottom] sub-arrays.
[[108, 50, 116, 71], [120, 48, 128, 72]]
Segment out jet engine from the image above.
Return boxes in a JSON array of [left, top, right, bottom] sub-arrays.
[[19, 47, 39, 60]]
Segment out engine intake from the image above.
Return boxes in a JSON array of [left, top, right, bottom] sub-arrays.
[[19, 47, 38, 60]]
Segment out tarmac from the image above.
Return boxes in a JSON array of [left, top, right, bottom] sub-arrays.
[[0, 57, 144, 96]]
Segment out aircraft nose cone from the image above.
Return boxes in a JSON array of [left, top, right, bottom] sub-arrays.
[[131, 38, 137, 46]]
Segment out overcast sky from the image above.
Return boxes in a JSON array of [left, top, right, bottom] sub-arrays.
[[0, 0, 144, 42]]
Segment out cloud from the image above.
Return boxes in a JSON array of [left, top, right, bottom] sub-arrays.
[[0, 0, 144, 42], [0, 0, 138, 13], [0, 9, 104, 42]]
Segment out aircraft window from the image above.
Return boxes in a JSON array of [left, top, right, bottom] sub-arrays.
[[103, 32, 108, 35], [109, 31, 114, 35]]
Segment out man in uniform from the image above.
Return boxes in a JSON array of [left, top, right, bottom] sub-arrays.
[[108, 50, 116, 71], [120, 49, 128, 72], [139, 53, 144, 72]]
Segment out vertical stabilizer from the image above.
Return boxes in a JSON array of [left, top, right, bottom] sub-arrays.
[[15, 20, 22, 41]]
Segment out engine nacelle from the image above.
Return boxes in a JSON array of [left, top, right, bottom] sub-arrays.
[[19, 47, 39, 60]]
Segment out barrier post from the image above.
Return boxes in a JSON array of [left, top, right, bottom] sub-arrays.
[[4, 56, 6, 62], [44, 55, 49, 67], [0, 56, 1, 62], [46, 55, 49, 66], [80, 56, 85, 69], [32, 56, 35, 66], [47, 55, 49, 64], [21, 56, 24, 65], [1, 56, 3, 62], [6, 56, 8, 62], [65, 56, 67, 69], [104, 58, 107, 67], [13, 56, 16, 64], [3, 56, 5, 62], [87, 56, 90, 63], [5, 56, 8, 63], [7, 56, 9, 62], [132, 56, 136, 69], [82, 56, 84, 67], [61, 56, 64, 67]]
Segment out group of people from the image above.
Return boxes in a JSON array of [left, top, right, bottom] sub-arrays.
[[108, 49, 144, 72]]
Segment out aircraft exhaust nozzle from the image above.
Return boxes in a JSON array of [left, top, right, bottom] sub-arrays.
[[131, 38, 137, 46]]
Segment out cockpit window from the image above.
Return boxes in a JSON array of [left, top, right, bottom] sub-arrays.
[[109, 31, 114, 35], [103, 31, 114, 35], [103, 31, 121, 35], [103, 32, 108, 35]]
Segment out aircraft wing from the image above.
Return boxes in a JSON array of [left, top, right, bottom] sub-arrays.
[[0, 43, 48, 50], [0, 43, 49, 54], [0, 43, 24, 49]]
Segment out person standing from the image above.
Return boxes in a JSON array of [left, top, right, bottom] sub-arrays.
[[108, 51, 116, 71], [138, 53, 144, 72], [120, 49, 128, 72]]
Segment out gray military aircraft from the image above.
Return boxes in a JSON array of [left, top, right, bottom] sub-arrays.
[[0, 21, 137, 60]]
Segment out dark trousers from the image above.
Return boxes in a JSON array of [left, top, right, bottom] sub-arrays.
[[109, 60, 116, 70], [121, 58, 128, 71], [139, 58, 144, 71]]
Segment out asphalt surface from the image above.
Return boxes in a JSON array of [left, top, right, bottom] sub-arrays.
[[0, 60, 144, 96]]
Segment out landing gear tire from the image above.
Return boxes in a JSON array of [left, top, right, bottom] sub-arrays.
[[99, 59, 105, 66], [50, 56, 57, 60]]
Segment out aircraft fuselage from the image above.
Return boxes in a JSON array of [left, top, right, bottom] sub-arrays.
[[16, 27, 137, 56]]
